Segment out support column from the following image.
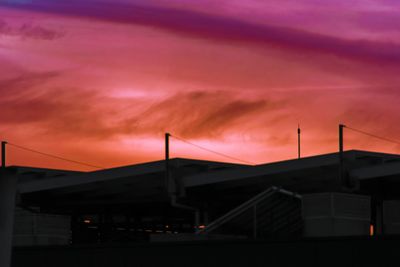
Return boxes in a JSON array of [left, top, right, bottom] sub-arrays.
[[375, 200, 384, 236], [203, 210, 209, 226], [253, 205, 258, 239], [0, 168, 18, 267]]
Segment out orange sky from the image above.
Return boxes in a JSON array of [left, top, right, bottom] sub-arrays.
[[1, 0, 400, 171]]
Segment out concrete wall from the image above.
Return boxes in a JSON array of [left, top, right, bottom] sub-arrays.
[[13, 208, 71, 247], [383, 200, 400, 235], [302, 193, 371, 237]]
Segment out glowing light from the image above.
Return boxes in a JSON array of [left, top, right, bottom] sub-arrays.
[[83, 219, 91, 224], [109, 88, 167, 99], [370, 224, 374, 236]]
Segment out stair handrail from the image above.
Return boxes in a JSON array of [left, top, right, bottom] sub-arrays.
[[197, 186, 301, 234]]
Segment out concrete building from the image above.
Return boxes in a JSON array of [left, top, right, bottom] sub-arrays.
[[3, 149, 400, 266]]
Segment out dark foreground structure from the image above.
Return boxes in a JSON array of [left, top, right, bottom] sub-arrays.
[[2, 149, 400, 266], [13, 236, 400, 267]]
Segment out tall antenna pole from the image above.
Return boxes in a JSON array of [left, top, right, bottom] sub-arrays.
[[165, 133, 171, 193], [1, 141, 7, 168], [339, 124, 345, 186], [297, 124, 301, 159]]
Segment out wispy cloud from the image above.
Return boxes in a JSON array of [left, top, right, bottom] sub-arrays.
[[3, 1, 400, 65], [119, 91, 271, 139], [0, 71, 269, 139], [1, 1, 400, 169], [0, 19, 64, 40]]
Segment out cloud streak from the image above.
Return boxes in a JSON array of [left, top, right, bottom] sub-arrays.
[[120, 91, 271, 139], [0, 72, 274, 141], [1, 1, 400, 169], [0, 19, 64, 40], [3, 0, 400, 66]]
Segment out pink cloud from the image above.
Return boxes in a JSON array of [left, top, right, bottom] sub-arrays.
[[3, 0, 400, 66], [0, 1, 400, 170]]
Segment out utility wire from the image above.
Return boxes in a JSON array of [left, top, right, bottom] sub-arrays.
[[7, 142, 104, 169], [170, 134, 255, 165], [345, 126, 400, 146]]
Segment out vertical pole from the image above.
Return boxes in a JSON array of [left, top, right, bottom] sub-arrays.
[[297, 125, 301, 159], [204, 211, 209, 226], [195, 211, 200, 232], [1, 141, 7, 168], [165, 133, 171, 193], [376, 199, 383, 236], [339, 124, 345, 187]]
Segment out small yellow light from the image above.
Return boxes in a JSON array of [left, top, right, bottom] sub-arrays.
[[370, 224, 374, 236]]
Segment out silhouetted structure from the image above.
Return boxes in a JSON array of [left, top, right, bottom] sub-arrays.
[[3, 150, 400, 266]]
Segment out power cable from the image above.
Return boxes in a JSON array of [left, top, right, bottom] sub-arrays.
[[345, 126, 400, 146], [170, 134, 255, 165], [7, 142, 104, 169]]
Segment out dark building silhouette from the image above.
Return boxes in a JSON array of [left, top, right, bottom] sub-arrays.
[[2, 150, 400, 266]]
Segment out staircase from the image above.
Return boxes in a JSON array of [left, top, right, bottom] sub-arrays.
[[197, 186, 302, 239]]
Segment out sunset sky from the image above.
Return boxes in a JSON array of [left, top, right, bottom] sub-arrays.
[[1, 0, 400, 170]]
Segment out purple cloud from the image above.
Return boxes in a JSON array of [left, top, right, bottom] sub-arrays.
[[0, 19, 64, 40], [2, 0, 400, 66]]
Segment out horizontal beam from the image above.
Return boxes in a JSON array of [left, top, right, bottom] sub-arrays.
[[18, 161, 165, 193], [350, 162, 400, 180]]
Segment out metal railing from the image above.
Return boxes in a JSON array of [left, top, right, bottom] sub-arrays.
[[197, 186, 301, 236]]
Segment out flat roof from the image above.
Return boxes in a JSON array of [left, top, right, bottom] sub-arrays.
[[11, 150, 400, 211], [17, 158, 247, 193]]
